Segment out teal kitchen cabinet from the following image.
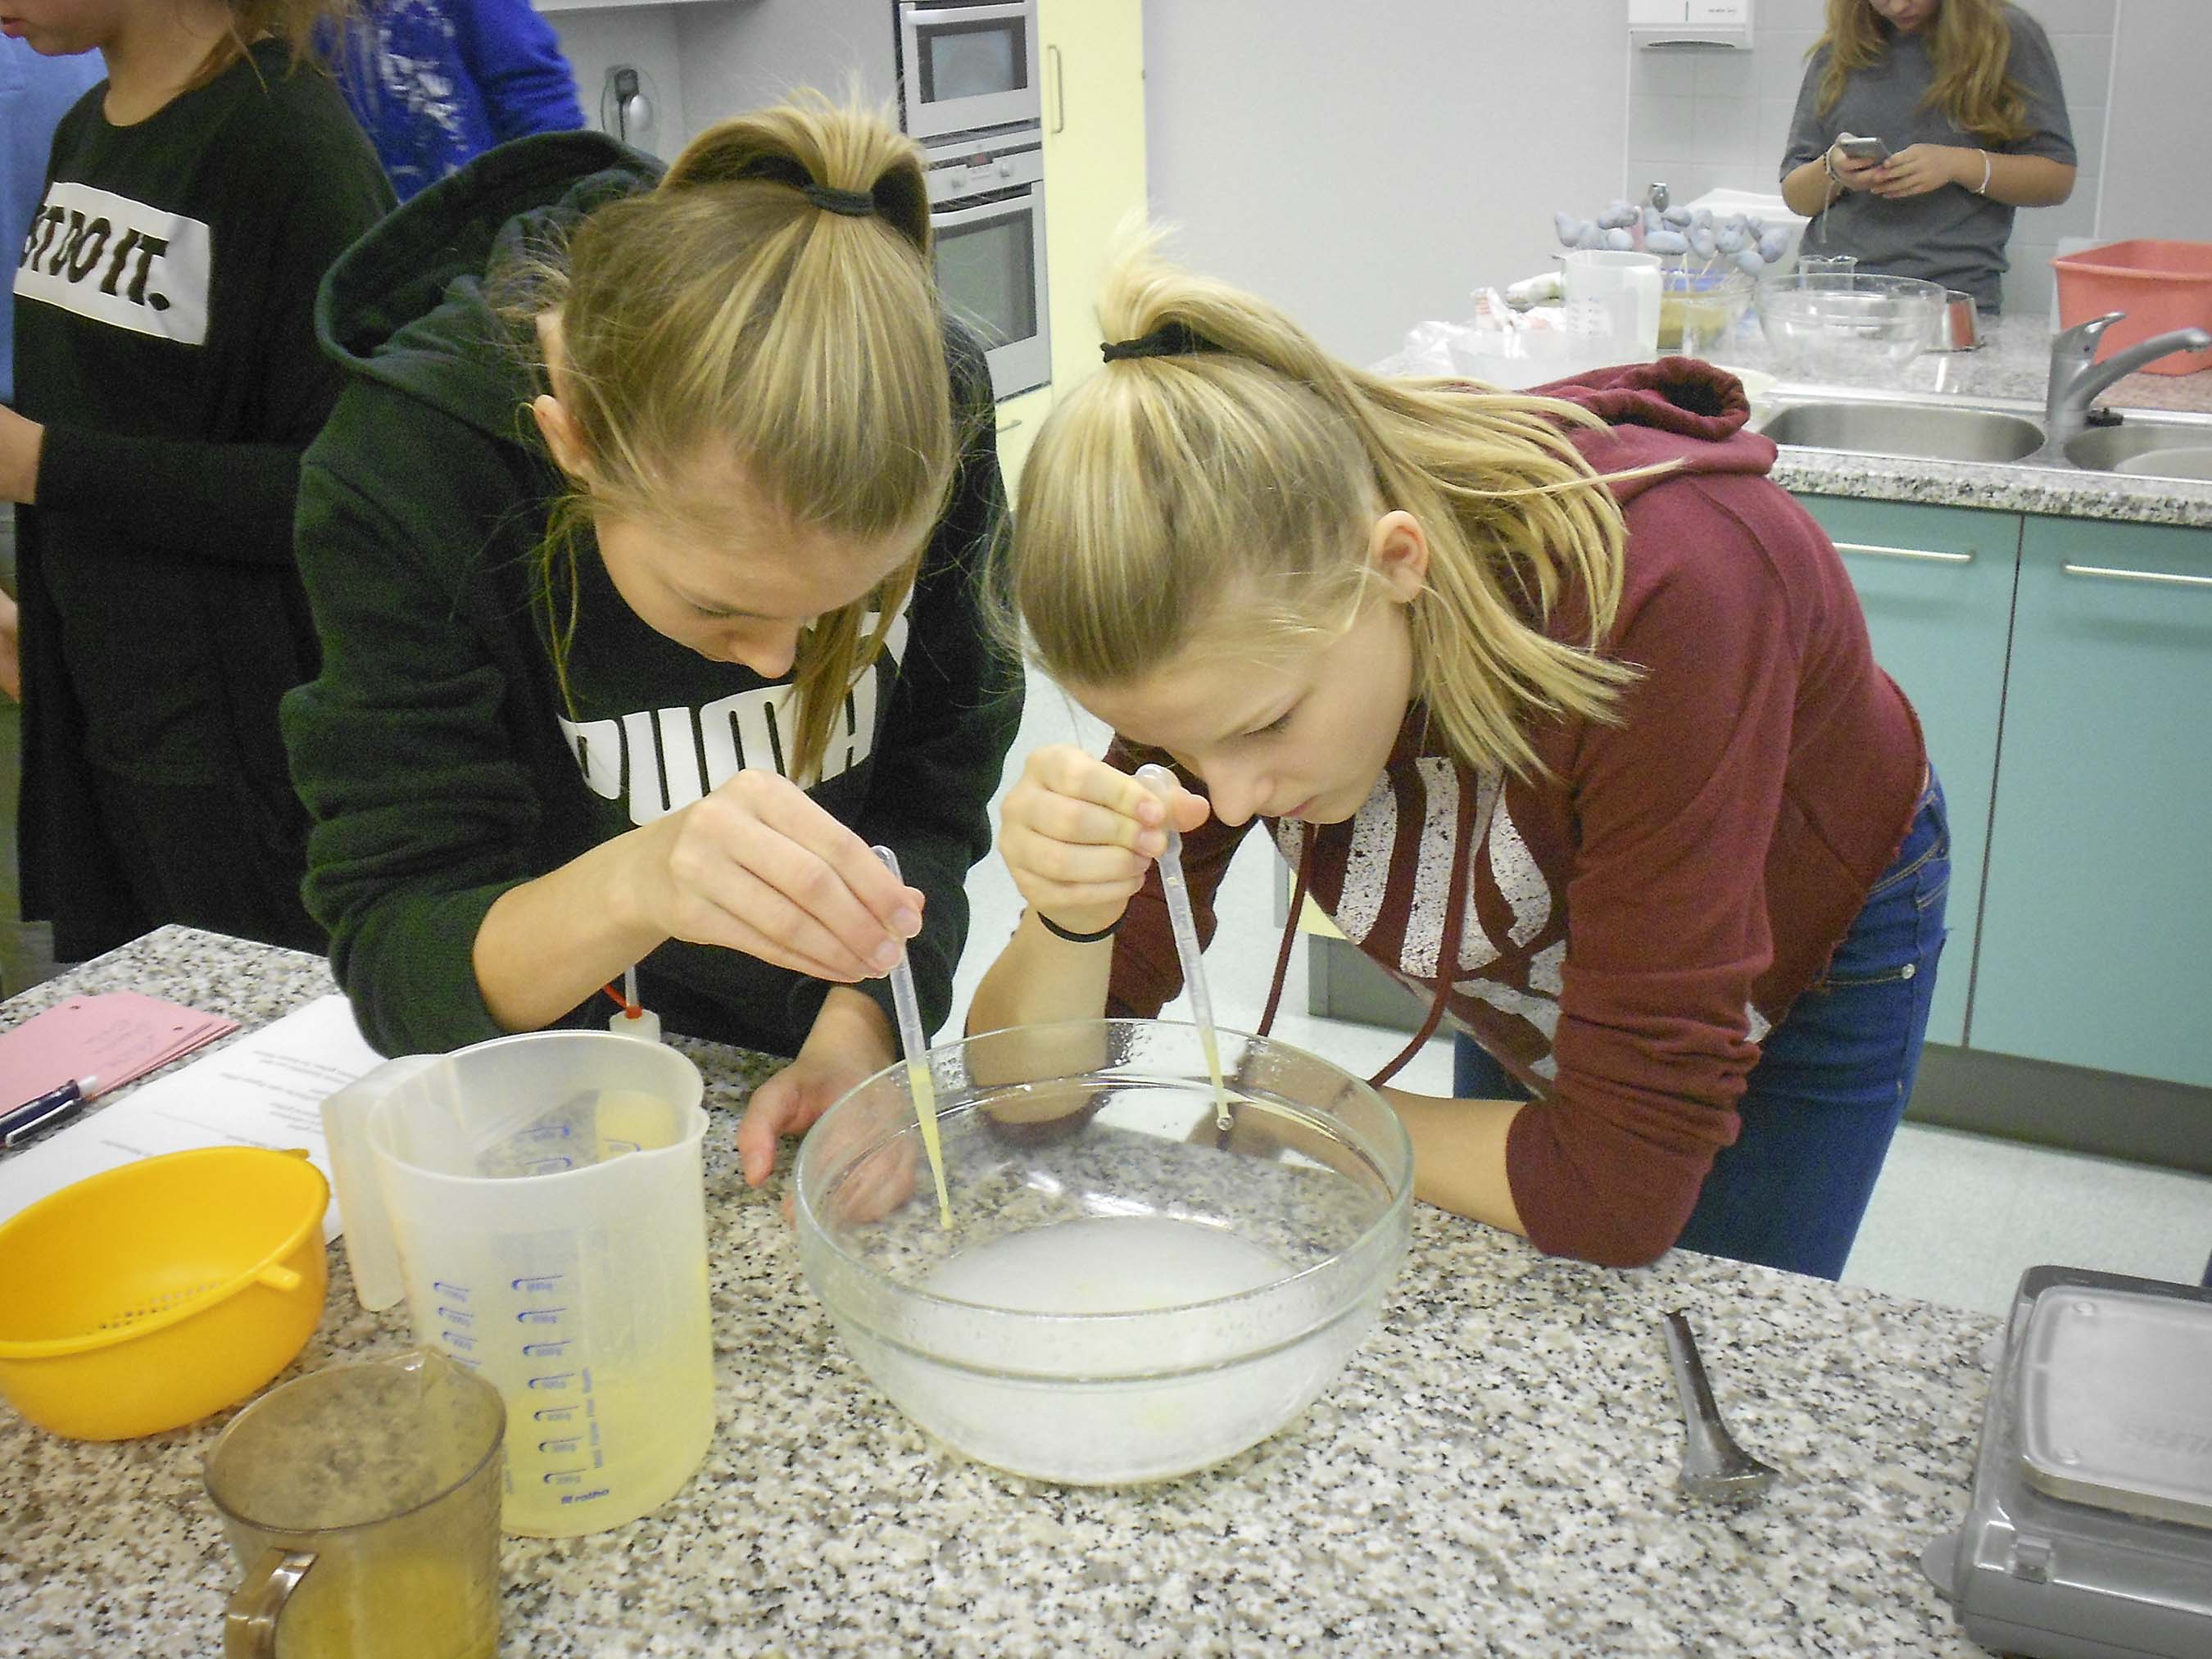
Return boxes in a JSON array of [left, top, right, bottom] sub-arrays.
[[1797, 496, 2022, 1047], [1969, 517, 2212, 1089]]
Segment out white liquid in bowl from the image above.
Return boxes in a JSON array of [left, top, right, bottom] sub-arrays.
[[836, 1214, 1369, 1484], [922, 1214, 1284, 1312]]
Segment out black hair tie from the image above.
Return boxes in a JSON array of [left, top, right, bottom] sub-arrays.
[[802, 183, 877, 218], [1100, 320, 1222, 363]]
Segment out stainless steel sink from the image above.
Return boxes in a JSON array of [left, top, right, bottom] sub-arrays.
[[2062, 422, 2212, 482], [1759, 401, 2047, 464]]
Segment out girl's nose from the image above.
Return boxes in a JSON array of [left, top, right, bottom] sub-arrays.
[[729, 623, 802, 679], [1203, 766, 1267, 828]]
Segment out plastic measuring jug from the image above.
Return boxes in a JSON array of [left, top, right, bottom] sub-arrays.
[[321, 1031, 714, 1537], [1562, 248, 1662, 360], [204, 1349, 505, 1659]]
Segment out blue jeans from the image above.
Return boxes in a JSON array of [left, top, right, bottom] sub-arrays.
[[1454, 773, 1951, 1280]]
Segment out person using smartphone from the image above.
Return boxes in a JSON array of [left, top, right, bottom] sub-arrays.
[[1778, 0, 2075, 309]]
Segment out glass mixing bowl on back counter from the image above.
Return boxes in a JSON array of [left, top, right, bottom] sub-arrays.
[[795, 1019, 1414, 1485], [1754, 271, 1946, 381]]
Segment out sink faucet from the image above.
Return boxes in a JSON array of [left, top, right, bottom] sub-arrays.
[[2046, 312, 2212, 445]]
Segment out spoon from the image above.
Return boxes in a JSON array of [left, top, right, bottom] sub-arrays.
[[1659, 1310, 1782, 1505]]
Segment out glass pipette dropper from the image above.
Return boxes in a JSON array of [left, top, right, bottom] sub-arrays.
[[873, 845, 953, 1228], [1134, 765, 1233, 1134]]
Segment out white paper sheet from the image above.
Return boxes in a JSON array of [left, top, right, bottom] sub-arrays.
[[0, 994, 384, 1240]]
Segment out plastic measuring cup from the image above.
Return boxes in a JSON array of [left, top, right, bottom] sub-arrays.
[[204, 1349, 505, 1659], [1562, 249, 1662, 360], [321, 1031, 713, 1537]]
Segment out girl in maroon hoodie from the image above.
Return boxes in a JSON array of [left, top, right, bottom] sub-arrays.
[[968, 243, 1946, 1277]]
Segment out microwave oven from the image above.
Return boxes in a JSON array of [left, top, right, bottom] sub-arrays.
[[898, 1, 1042, 142]]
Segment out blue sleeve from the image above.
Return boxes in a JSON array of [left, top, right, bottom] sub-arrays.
[[1, 42, 105, 402], [448, 0, 587, 143]]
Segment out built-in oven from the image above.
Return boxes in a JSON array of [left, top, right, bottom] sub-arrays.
[[897, 1, 1041, 143], [925, 128, 1049, 401]]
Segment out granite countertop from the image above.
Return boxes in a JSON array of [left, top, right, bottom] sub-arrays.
[[0, 928, 2007, 1657], [1711, 311, 2212, 529]]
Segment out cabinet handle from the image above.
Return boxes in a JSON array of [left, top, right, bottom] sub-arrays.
[[1048, 44, 1064, 134], [2060, 561, 2212, 591], [1834, 541, 1973, 564], [998, 418, 1024, 433]]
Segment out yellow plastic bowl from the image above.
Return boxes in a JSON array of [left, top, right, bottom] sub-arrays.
[[0, 1146, 329, 1439]]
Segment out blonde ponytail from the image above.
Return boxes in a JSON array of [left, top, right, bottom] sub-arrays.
[[516, 92, 957, 783], [1002, 232, 1649, 783]]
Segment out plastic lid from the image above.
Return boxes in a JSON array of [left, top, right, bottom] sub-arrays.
[[2016, 1285, 2212, 1530]]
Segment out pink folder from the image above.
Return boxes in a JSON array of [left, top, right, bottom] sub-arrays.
[[0, 992, 238, 1108]]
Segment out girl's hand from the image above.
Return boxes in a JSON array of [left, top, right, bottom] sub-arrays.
[[736, 986, 895, 1189], [1870, 143, 1974, 199], [998, 746, 1211, 936], [628, 769, 922, 983], [1824, 144, 1888, 193], [0, 406, 43, 505], [0, 592, 19, 700]]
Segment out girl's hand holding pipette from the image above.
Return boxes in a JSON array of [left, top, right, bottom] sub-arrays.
[[478, 771, 926, 1037], [998, 745, 1212, 937], [625, 769, 923, 982]]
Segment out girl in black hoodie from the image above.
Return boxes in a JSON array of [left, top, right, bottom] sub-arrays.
[[283, 99, 1021, 1180]]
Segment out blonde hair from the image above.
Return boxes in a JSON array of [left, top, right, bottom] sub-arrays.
[[1815, 0, 2034, 144], [186, 0, 356, 89], [999, 235, 1645, 784], [514, 95, 954, 782]]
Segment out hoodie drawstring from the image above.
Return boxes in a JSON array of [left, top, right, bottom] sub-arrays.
[[1254, 781, 1478, 1092]]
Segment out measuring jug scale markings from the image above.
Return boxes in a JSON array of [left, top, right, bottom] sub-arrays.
[[323, 1034, 717, 1538]]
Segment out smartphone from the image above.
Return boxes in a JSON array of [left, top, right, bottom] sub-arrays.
[[1835, 134, 1892, 163]]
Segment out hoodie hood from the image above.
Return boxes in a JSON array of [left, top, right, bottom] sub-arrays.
[[315, 132, 661, 442], [1532, 356, 1779, 505]]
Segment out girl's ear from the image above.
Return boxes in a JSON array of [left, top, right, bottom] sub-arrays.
[[1368, 510, 1430, 602], [529, 393, 592, 482], [530, 310, 592, 482]]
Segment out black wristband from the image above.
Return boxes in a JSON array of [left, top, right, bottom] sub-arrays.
[[1035, 909, 1123, 945]]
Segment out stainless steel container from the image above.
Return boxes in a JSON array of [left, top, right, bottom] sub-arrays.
[[1933, 289, 1983, 351]]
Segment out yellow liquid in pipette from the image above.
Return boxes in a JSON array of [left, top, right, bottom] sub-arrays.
[[908, 1058, 954, 1229], [1199, 1024, 1232, 1132]]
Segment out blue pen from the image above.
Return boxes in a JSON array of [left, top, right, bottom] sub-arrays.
[[0, 1074, 99, 1149]]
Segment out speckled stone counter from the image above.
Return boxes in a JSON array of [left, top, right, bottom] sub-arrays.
[[1712, 311, 2212, 528], [0, 928, 2007, 1657]]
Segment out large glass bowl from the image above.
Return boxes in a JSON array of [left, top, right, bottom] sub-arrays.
[[1658, 265, 1756, 356], [794, 1020, 1413, 1484], [1754, 271, 1946, 379]]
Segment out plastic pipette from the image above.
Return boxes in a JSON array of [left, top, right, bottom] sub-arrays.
[[1134, 765, 1233, 1134], [873, 845, 953, 1228], [607, 963, 660, 1041]]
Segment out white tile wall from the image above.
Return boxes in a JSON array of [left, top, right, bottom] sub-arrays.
[[1143, 0, 1631, 365], [1623, 0, 2118, 318], [2101, 0, 2212, 244], [546, 5, 688, 161]]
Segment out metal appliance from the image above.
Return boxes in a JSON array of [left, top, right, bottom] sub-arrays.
[[923, 127, 1049, 401], [1924, 1265, 2212, 1658], [897, 1, 1041, 143]]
